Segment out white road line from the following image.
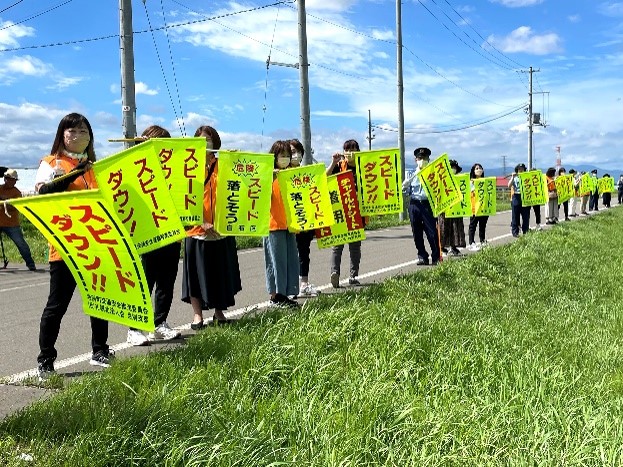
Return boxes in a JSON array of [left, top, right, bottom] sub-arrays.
[[2, 226, 518, 383], [0, 282, 49, 293]]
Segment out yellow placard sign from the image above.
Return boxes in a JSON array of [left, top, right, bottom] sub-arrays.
[[473, 177, 497, 216], [518, 170, 546, 206], [150, 137, 206, 226], [445, 173, 471, 218], [11, 190, 154, 331], [355, 148, 403, 216], [214, 151, 274, 237], [555, 174, 574, 204], [316, 171, 366, 248], [578, 173, 594, 196], [598, 177, 615, 194], [93, 141, 186, 254], [418, 153, 461, 217], [277, 164, 334, 232]]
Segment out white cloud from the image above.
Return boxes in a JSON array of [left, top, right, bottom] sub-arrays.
[[598, 2, 623, 17], [489, 0, 544, 7], [568, 14, 581, 23], [3, 55, 49, 76], [306, 0, 357, 12], [46, 76, 84, 91], [487, 27, 563, 55], [0, 21, 34, 48], [135, 81, 159, 95]]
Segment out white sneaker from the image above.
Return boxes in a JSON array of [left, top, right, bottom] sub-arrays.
[[127, 329, 150, 346], [480, 240, 489, 248], [300, 283, 320, 297], [148, 322, 181, 341], [536, 224, 543, 231], [467, 243, 480, 251]]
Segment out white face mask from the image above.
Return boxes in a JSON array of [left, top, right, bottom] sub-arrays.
[[290, 152, 301, 167], [416, 159, 428, 169], [474, 168, 483, 177], [276, 155, 291, 169]]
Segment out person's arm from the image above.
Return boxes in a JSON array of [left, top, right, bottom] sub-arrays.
[[325, 153, 341, 176], [38, 161, 91, 195], [507, 173, 516, 189]]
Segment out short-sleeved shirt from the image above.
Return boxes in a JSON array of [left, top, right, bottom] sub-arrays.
[[0, 184, 22, 227]]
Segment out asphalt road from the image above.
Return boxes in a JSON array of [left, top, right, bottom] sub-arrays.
[[0, 207, 607, 417]]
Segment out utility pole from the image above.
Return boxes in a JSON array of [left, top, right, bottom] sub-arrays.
[[523, 66, 540, 170], [555, 145, 561, 171], [501, 155, 507, 176], [119, 0, 137, 149], [396, 0, 406, 221], [297, 0, 313, 165], [366, 109, 375, 150]]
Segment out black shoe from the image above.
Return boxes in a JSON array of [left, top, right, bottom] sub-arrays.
[[210, 318, 234, 326], [348, 277, 361, 285], [270, 293, 299, 308], [191, 321, 206, 331], [37, 360, 56, 381], [431, 260, 440, 266], [89, 349, 115, 368], [28, 266, 37, 271], [416, 258, 429, 266], [512, 233, 519, 238]]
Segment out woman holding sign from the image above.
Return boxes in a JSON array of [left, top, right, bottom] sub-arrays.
[[438, 159, 466, 256], [34, 113, 113, 380], [264, 140, 300, 307], [467, 163, 489, 250], [326, 139, 364, 286], [182, 125, 242, 329]]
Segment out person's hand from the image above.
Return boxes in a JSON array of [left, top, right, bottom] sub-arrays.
[[331, 153, 342, 164]]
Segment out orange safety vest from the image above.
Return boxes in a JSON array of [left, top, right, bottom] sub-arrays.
[[186, 159, 218, 237], [40, 154, 98, 262]]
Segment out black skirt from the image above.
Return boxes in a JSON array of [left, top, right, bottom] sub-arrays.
[[182, 236, 242, 310]]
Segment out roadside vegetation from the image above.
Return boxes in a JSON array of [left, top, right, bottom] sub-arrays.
[[0, 207, 622, 465]]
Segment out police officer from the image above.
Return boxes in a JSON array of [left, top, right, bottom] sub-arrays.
[[402, 147, 440, 265]]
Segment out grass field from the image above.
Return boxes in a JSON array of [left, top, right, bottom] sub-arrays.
[[0, 208, 622, 465]]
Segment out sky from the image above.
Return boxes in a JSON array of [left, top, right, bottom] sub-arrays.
[[1, 0, 622, 176]]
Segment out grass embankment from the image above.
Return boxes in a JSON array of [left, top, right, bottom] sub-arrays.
[[1, 209, 623, 464], [4, 193, 510, 264]]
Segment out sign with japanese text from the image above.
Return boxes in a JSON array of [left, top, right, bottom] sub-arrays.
[[354, 148, 402, 216], [473, 177, 497, 216], [578, 173, 594, 196], [555, 174, 574, 204], [417, 153, 461, 217], [150, 137, 206, 226], [518, 170, 546, 206], [93, 142, 186, 254], [277, 164, 334, 232], [214, 151, 274, 236], [11, 190, 154, 331], [445, 173, 471, 218], [316, 172, 366, 249], [598, 177, 615, 194]]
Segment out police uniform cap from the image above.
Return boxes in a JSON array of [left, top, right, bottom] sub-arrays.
[[414, 147, 431, 159]]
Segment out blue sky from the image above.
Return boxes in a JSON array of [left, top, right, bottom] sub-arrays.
[[1, 0, 622, 175]]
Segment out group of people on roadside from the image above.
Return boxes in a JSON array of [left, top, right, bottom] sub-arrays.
[[402, 147, 492, 266], [11, 112, 621, 381], [509, 164, 619, 237]]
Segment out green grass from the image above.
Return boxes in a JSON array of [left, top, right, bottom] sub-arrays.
[[2, 209, 623, 465]]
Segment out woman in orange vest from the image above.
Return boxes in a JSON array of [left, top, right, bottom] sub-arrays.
[[182, 125, 242, 329], [34, 113, 113, 380], [264, 140, 300, 307], [545, 167, 559, 224]]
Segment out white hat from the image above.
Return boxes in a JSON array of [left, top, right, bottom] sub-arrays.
[[3, 169, 18, 180]]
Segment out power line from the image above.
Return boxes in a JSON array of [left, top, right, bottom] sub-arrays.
[[141, 0, 183, 135], [415, 0, 515, 71], [441, 0, 526, 69], [373, 103, 526, 134], [158, 0, 186, 136], [0, 0, 24, 15], [0, 0, 73, 32], [0, 1, 294, 52]]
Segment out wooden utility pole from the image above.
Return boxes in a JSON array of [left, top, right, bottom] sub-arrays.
[[119, 0, 137, 149]]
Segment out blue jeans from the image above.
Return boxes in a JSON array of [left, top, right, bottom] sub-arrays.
[[0, 226, 35, 269], [263, 230, 300, 296]]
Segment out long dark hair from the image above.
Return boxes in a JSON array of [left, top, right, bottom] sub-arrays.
[[50, 113, 96, 162], [469, 163, 484, 179]]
